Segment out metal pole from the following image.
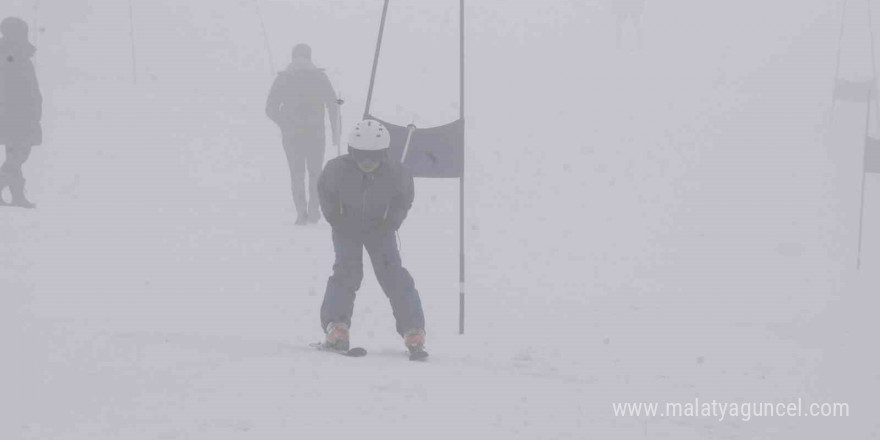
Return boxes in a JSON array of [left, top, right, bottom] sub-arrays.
[[253, 0, 276, 75], [858, 89, 872, 269], [831, 0, 850, 121], [402, 124, 417, 162], [128, 0, 137, 84], [337, 94, 344, 157], [32, 0, 40, 69], [835, 0, 849, 86], [857, 0, 879, 269], [858, 151, 869, 269], [364, 0, 391, 119], [459, 0, 466, 335], [867, 0, 880, 118]]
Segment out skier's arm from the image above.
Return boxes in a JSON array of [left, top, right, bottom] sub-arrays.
[[321, 73, 341, 146], [327, 100, 341, 147], [26, 63, 42, 122], [265, 75, 284, 124], [385, 168, 414, 231]]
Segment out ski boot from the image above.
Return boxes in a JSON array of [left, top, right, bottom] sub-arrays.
[[8, 177, 35, 209], [324, 322, 350, 351], [403, 328, 428, 360], [294, 212, 308, 226]]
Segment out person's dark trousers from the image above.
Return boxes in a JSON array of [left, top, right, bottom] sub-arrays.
[[281, 127, 324, 218], [1, 144, 32, 180], [0, 144, 33, 194], [320, 228, 426, 336]]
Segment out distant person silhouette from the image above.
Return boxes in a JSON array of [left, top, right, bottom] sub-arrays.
[[0, 17, 42, 208], [266, 43, 340, 225], [613, 0, 646, 49]]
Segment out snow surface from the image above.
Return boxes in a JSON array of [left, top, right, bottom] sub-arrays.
[[2, 0, 879, 438]]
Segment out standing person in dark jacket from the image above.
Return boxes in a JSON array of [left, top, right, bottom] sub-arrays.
[[266, 43, 340, 225], [0, 17, 42, 208], [317, 119, 427, 357]]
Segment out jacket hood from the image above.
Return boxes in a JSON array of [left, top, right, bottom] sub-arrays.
[[284, 57, 320, 73]]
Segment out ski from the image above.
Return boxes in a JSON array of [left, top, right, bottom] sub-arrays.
[[310, 342, 367, 357]]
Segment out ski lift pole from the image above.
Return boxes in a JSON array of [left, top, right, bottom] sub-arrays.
[[336, 93, 344, 156], [364, 0, 390, 118], [128, 0, 137, 84], [858, 88, 873, 269], [459, 0, 466, 335], [401, 123, 417, 162], [32, 0, 40, 69], [834, 0, 849, 93], [253, 0, 275, 76]]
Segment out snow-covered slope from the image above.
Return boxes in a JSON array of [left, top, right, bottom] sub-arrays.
[[2, 0, 878, 438]]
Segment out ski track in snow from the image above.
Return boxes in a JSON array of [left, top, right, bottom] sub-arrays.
[[2, 0, 879, 438]]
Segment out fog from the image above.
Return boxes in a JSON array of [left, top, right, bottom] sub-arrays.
[[1, 0, 878, 438]]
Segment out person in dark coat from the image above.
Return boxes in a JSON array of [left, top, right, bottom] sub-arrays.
[[317, 119, 426, 355], [266, 43, 340, 225], [0, 17, 42, 208]]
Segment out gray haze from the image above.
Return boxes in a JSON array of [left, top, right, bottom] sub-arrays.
[[1, 0, 879, 439]]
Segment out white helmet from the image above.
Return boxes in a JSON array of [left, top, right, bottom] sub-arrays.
[[348, 119, 391, 151]]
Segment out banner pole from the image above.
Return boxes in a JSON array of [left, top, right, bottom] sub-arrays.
[[459, 0, 466, 335], [253, 0, 276, 75], [867, 0, 880, 118], [32, 0, 41, 69], [835, 0, 850, 84], [128, 0, 137, 84], [364, 0, 391, 119], [859, 91, 872, 269]]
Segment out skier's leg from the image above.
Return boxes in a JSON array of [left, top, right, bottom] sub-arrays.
[[12, 144, 33, 169], [320, 230, 364, 331], [3, 145, 34, 207], [0, 145, 24, 178], [282, 130, 308, 221], [364, 230, 425, 336], [306, 133, 326, 223]]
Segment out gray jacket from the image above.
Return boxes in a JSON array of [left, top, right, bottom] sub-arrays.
[[265, 58, 338, 135], [317, 155, 414, 235], [0, 37, 42, 146]]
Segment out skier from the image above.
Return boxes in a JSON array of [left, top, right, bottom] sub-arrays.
[[0, 17, 42, 208], [317, 119, 427, 357], [266, 43, 341, 225]]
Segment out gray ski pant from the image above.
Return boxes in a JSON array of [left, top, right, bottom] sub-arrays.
[[320, 228, 425, 336], [281, 128, 324, 217]]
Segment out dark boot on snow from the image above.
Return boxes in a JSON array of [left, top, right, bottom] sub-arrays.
[[8, 177, 35, 209]]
